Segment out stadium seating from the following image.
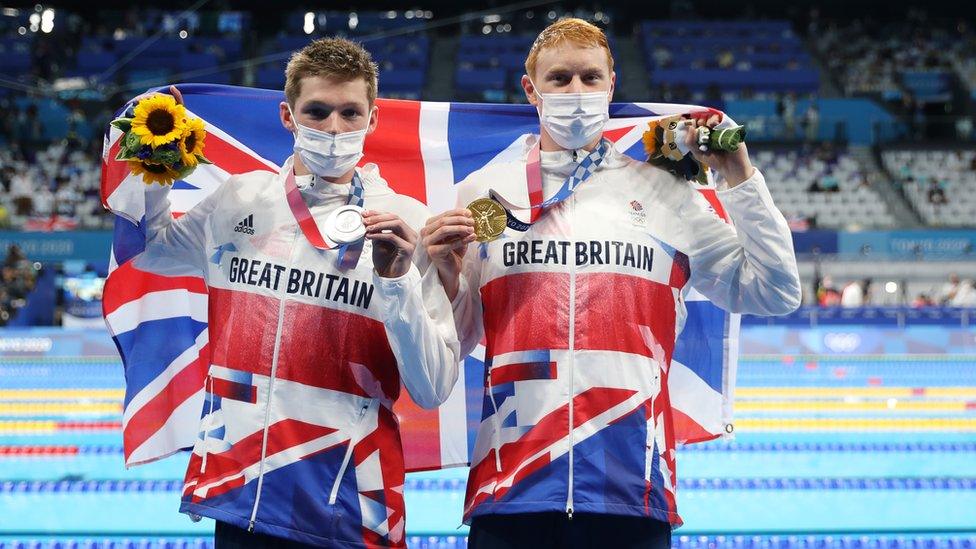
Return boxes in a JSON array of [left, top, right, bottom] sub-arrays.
[[882, 149, 976, 227], [754, 146, 897, 229], [639, 21, 819, 97]]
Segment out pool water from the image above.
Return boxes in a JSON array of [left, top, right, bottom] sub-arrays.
[[1, 342, 974, 548]]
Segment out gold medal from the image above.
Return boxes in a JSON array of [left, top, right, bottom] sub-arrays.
[[467, 197, 508, 242]]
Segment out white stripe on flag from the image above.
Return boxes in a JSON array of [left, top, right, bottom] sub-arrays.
[[127, 385, 206, 466], [122, 328, 209, 427], [105, 289, 208, 336], [668, 358, 723, 436], [419, 102, 457, 215], [170, 163, 233, 215]]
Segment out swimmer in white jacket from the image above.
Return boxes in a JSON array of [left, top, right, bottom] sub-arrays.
[[422, 18, 801, 549], [132, 38, 459, 548]]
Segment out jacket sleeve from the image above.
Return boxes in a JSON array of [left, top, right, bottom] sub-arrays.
[[448, 180, 487, 359], [678, 168, 802, 316], [450, 242, 486, 359], [132, 180, 233, 277], [375, 218, 461, 409]]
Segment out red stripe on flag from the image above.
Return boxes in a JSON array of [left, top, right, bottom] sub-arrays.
[[362, 99, 426, 204], [204, 132, 276, 175], [603, 126, 636, 144], [102, 262, 207, 316], [670, 407, 719, 445], [481, 272, 570, 357], [575, 273, 677, 363], [123, 343, 210, 462]]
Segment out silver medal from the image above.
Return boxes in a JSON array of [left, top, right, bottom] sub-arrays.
[[324, 204, 366, 245]]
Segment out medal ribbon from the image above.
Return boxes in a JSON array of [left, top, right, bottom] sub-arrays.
[[491, 137, 612, 232], [284, 169, 365, 269]]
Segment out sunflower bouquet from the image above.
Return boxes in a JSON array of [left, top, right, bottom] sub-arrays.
[[641, 115, 746, 185], [110, 93, 210, 185]]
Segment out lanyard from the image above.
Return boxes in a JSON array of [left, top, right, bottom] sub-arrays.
[[283, 169, 365, 269], [492, 137, 611, 232]]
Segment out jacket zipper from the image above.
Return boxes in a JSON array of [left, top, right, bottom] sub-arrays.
[[328, 400, 372, 504], [247, 229, 299, 532], [566, 192, 577, 520]]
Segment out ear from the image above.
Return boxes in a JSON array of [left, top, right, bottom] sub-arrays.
[[280, 101, 296, 133], [365, 103, 379, 136], [522, 74, 539, 107], [608, 71, 616, 102]]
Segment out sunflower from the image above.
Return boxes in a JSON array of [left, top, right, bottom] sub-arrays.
[[642, 120, 660, 158], [130, 94, 187, 147], [178, 117, 206, 168], [128, 159, 179, 186]]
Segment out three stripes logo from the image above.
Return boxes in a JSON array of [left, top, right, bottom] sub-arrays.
[[234, 214, 255, 235]]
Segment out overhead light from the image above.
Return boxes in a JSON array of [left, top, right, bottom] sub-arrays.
[[885, 281, 898, 294], [482, 24, 491, 34], [303, 12, 314, 35], [179, 29, 188, 39], [2, 8, 20, 16], [483, 14, 501, 23]]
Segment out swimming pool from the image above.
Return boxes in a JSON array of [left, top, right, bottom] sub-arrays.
[[1, 327, 974, 548]]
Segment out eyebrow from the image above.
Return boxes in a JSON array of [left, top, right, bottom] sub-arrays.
[[301, 100, 365, 111], [545, 64, 607, 76]]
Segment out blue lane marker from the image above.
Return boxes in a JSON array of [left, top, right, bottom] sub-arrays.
[[1, 535, 975, 549], [3, 477, 976, 493], [683, 442, 976, 453]]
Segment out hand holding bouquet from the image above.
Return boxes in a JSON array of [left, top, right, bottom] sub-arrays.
[[111, 88, 210, 185]]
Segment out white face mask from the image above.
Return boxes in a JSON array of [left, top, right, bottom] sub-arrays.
[[288, 104, 367, 178], [532, 81, 610, 150]]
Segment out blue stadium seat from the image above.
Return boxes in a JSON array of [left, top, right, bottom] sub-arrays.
[[455, 67, 507, 92], [255, 67, 286, 90]]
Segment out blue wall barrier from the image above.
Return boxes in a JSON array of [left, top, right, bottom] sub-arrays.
[[739, 324, 976, 355], [0, 328, 116, 358], [725, 98, 898, 144], [838, 230, 976, 258], [0, 231, 113, 264], [2, 229, 973, 264], [742, 306, 974, 329]]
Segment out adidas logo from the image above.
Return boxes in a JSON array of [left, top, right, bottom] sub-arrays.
[[234, 214, 255, 235]]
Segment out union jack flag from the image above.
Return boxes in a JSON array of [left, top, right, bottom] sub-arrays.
[[101, 84, 739, 471]]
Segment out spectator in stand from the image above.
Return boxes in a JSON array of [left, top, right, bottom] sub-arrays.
[[777, 92, 797, 139], [927, 178, 947, 205], [841, 279, 872, 308], [950, 280, 976, 307], [817, 275, 842, 306], [912, 293, 936, 307], [803, 102, 819, 142], [940, 273, 961, 304], [0, 245, 37, 326], [18, 105, 44, 163]]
